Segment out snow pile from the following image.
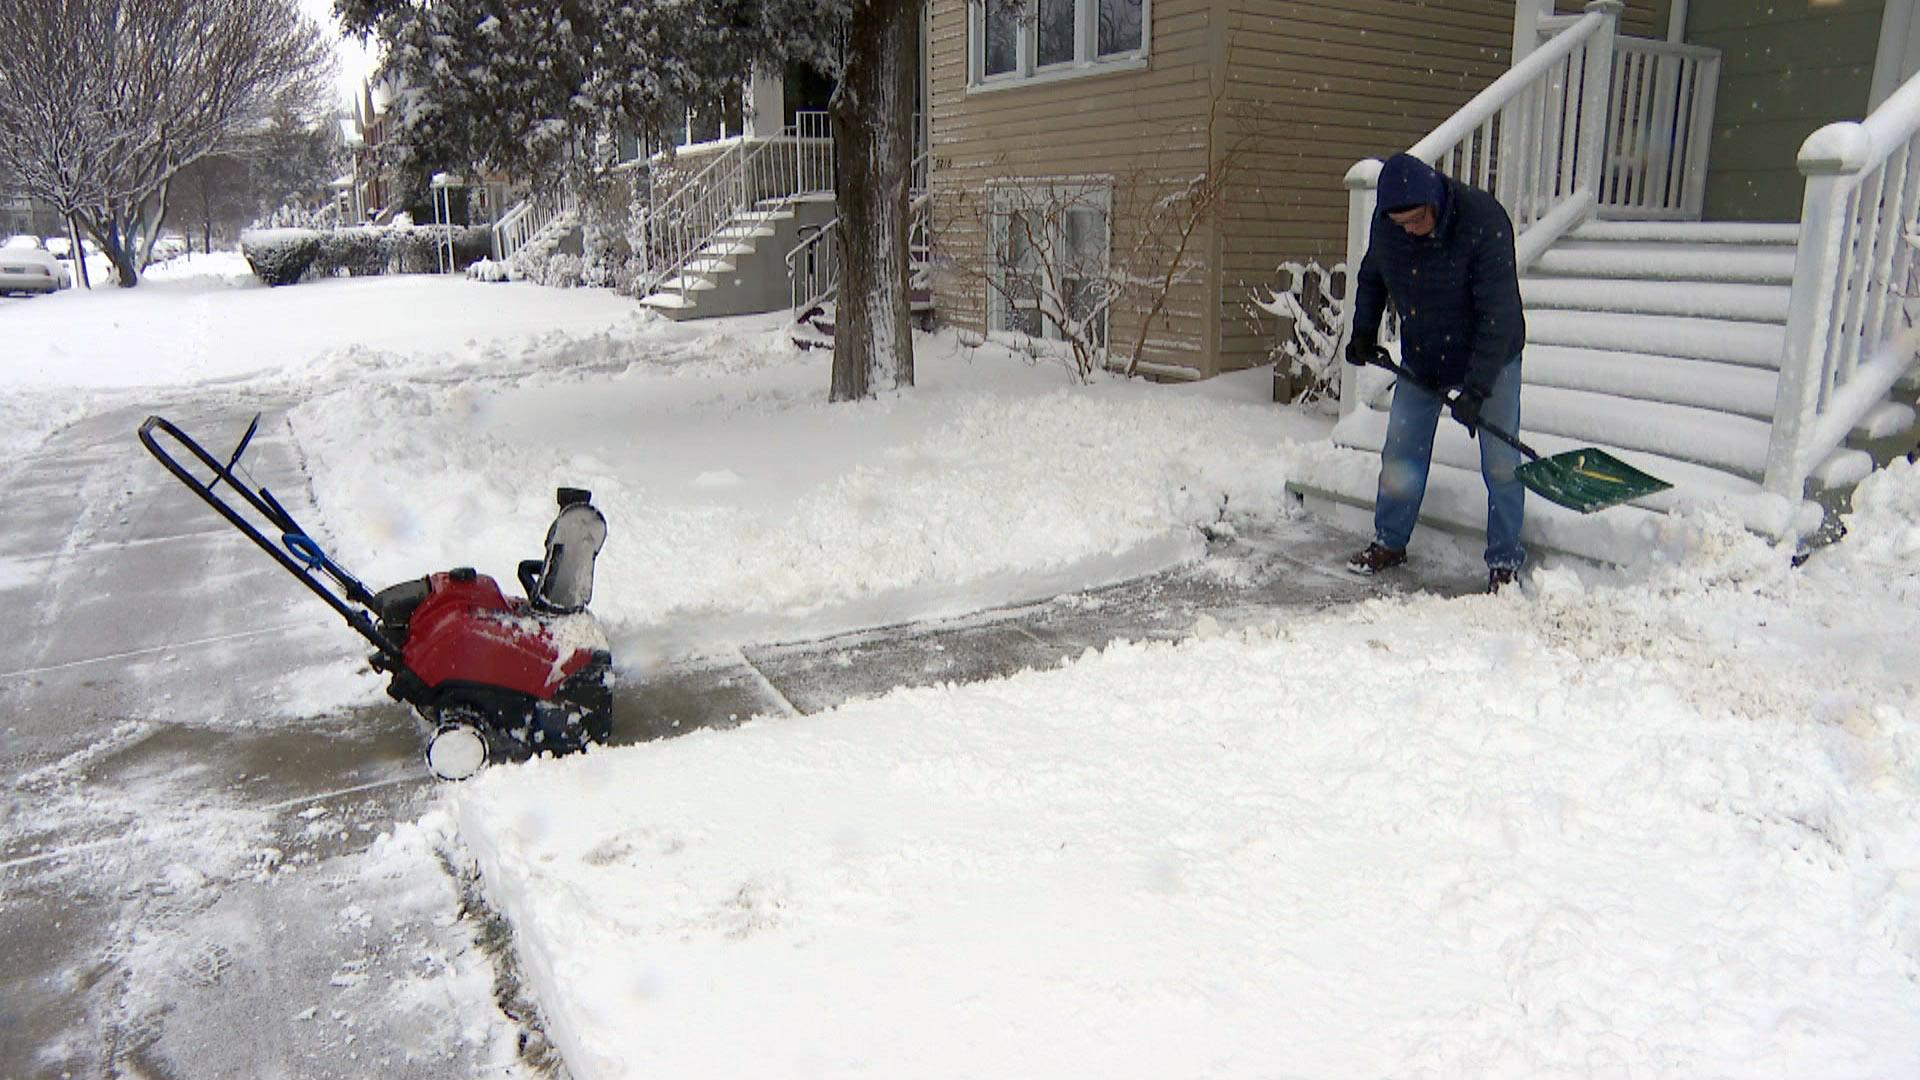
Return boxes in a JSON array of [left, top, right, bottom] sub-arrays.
[[450, 482, 1920, 1079], [289, 331, 1312, 655]]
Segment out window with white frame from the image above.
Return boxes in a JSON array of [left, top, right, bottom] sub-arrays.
[[988, 181, 1112, 348], [972, 0, 1148, 87]]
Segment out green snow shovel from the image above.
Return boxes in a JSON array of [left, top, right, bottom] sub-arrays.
[[1361, 351, 1672, 514]]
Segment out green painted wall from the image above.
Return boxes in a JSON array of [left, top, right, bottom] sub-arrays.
[[1690, 0, 1883, 221]]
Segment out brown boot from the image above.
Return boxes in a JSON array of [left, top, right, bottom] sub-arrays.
[[1346, 543, 1407, 576], [1487, 567, 1517, 593]]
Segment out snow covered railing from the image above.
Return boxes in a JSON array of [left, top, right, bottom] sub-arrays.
[[1766, 71, 1920, 499], [641, 111, 833, 294], [1598, 36, 1719, 220], [1340, 0, 1622, 416], [492, 189, 567, 263], [786, 148, 931, 315]]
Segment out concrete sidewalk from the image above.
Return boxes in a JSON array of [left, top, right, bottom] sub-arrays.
[[0, 399, 1478, 1078]]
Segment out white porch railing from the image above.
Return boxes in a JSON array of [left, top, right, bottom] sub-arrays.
[[492, 188, 569, 263], [786, 148, 931, 315], [1597, 36, 1720, 219], [1341, 0, 1623, 416], [637, 110, 834, 294], [1765, 72, 1920, 499]]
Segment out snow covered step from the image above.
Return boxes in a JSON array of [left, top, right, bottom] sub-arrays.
[[655, 274, 716, 293], [1856, 400, 1917, 442], [1518, 384, 1774, 480], [1521, 277, 1791, 323], [1341, 385, 1773, 482], [1529, 243, 1797, 284], [733, 209, 795, 224], [1567, 220, 1800, 245], [714, 223, 776, 241], [699, 241, 758, 258], [639, 292, 695, 310], [1289, 442, 1821, 568], [1523, 344, 1780, 419], [1526, 310, 1785, 367], [683, 257, 737, 275], [1289, 448, 1665, 566]]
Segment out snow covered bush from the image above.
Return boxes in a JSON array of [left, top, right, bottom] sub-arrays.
[[311, 226, 391, 277], [1255, 261, 1348, 404], [387, 225, 492, 274], [466, 258, 512, 282], [535, 253, 585, 288], [240, 228, 321, 286]]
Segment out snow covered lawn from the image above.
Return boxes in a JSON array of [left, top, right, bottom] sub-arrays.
[[455, 491, 1920, 1079]]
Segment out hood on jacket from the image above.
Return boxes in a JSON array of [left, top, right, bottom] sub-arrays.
[[1377, 152, 1449, 221]]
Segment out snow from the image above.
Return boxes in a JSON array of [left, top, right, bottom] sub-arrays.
[[2, 251, 641, 390], [453, 480, 1920, 1079], [7, 257, 1919, 1077]]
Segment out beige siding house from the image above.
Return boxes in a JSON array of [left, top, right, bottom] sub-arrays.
[[927, 0, 1667, 380]]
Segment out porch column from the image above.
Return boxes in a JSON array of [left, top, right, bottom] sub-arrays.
[[745, 62, 785, 138], [1511, 0, 1554, 64]]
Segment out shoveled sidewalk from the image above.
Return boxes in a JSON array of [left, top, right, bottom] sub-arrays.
[[618, 518, 1482, 739]]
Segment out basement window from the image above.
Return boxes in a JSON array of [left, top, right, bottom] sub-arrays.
[[988, 181, 1112, 348], [969, 0, 1149, 90]]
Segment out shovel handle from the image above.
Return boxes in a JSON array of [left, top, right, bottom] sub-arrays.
[[1358, 349, 1540, 461]]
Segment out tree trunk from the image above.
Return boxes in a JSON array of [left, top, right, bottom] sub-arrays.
[[829, 0, 922, 402], [67, 217, 91, 289]]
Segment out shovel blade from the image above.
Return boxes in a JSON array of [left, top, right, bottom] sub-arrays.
[[1515, 448, 1672, 514]]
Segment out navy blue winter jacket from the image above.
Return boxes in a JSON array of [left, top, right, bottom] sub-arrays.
[[1351, 173, 1526, 395]]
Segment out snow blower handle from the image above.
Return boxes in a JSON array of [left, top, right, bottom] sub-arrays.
[[138, 415, 402, 663], [1354, 348, 1542, 462]]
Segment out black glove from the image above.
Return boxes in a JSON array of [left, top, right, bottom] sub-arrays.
[[1448, 387, 1486, 436], [1344, 337, 1387, 367]]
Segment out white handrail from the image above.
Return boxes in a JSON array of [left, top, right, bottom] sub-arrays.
[[786, 149, 931, 315], [639, 110, 834, 295], [1339, 0, 1623, 416], [1765, 70, 1920, 498], [493, 189, 568, 265], [1407, 7, 1607, 164]]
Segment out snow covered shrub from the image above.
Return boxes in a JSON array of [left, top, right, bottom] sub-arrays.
[[538, 253, 585, 288], [1255, 261, 1348, 404], [387, 225, 492, 274], [311, 226, 391, 277], [577, 178, 635, 290], [467, 258, 513, 282], [240, 228, 322, 286]]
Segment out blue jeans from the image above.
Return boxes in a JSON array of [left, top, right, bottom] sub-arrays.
[[1373, 356, 1526, 571]]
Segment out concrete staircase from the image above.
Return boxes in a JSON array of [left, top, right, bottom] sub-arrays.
[[1289, 220, 1919, 565], [639, 196, 838, 321]]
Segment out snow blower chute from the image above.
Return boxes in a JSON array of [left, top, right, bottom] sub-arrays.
[[139, 414, 613, 780]]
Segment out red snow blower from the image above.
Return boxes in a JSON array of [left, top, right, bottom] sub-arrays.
[[140, 414, 613, 780]]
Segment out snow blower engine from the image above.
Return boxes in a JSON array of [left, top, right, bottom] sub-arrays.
[[139, 414, 613, 781]]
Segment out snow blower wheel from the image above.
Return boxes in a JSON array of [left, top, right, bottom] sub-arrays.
[[426, 722, 491, 781]]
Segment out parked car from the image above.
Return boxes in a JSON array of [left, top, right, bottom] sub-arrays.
[[0, 246, 71, 294]]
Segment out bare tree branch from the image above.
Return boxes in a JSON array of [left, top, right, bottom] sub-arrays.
[[0, 0, 335, 285]]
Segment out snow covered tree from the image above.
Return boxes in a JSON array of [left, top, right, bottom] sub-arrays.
[[0, 0, 335, 286], [829, 0, 923, 401], [340, 0, 925, 402], [172, 109, 346, 253]]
